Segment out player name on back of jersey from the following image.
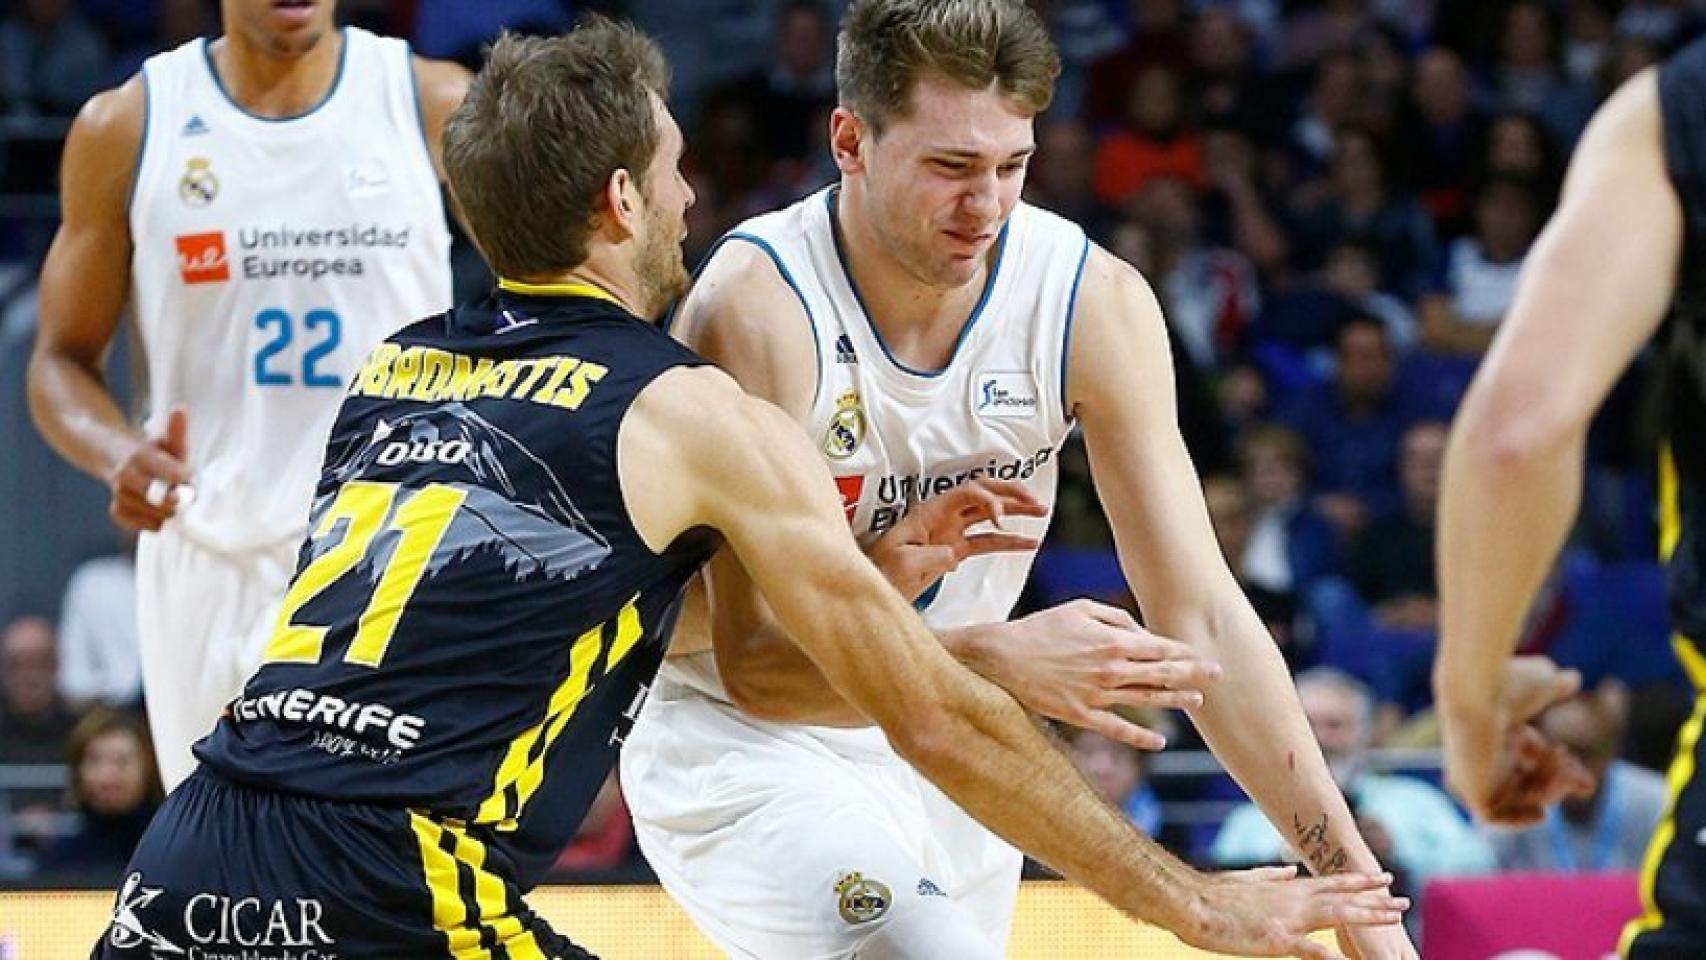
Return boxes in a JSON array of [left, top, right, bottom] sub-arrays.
[[174, 220, 414, 285], [350, 343, 610, 410]]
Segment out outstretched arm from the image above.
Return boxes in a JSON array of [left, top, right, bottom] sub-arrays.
[[1435, 69, 1677, 822], [619, 364, 1405, 956], [1068, 245, 1415, 958]]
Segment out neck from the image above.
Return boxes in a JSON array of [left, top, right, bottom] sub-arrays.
[[511, 254, 646, 318], [834, 184, 992, 368], [211, 27, 343, 119]]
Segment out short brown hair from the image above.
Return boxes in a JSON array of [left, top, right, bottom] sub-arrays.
[[443, 18, 669, 278], [836, 0, 1059, 134]]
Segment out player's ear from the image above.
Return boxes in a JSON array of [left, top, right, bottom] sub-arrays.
[[603, 168, 641, 240], [829, 107, 865, 176]]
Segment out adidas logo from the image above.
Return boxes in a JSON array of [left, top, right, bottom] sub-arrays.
[[835, 333, 857, 364], [916, 878, 945, 898], [183, 115, 210, 136]]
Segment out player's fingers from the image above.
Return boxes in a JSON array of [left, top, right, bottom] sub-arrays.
[[1319, 900, 1408, 928], [162, 405, 190, 461], [960, 532, 1041, 557], [118, 445, 193, 490], [1313, 873, 1395, 893], [1075, 598, 1143, 632], [1098, 686, 1205, 712], [109, 494, 166, 532], [1216, 865, 1298, 884], [1291, 938, 1343, 960], [1109, 658, 1221, 692], [1079, 708, 1166, 751]]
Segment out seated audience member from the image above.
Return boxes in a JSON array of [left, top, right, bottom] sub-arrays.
[[1280, 314, 1414, 538], [1066, 723, 1167, 838], [0, 616, 76, 767], [35, 708, 160, 876], [1418, 175, 1542, 356], [1352, 421, 1448, 632], [56, 543, 140, 712], [1212, 668, 1494, 888], [1236, 425, 1339, 601], [1093, 64, 1204, 208], [1204, 474, 1305, 667], [1485, 687, 1668, 873]]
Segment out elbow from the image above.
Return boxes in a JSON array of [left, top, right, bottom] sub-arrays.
[[1453, 384, 1584, 474]]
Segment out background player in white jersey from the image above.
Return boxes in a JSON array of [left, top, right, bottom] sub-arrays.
[[26, 0, 467, 788], [621, 2, 1419, 958]]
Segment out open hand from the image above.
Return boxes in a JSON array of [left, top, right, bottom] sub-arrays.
[[1181, 867, 1408, 959], [976, 599, 1220, 750], [866, 478, 1047, 599]]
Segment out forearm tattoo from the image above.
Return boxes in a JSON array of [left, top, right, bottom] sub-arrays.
[[1292, 812, 1350, 875]]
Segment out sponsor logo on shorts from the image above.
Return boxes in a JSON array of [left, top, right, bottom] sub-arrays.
[[973, 371, 1039, 419], [834, 871, 891, 925], [176, 231, 230, 285], [916, 877, 945, 898], [835, 334, 857, 364], [109, 873, 341, 959]]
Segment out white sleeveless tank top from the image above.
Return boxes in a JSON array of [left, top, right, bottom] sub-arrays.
[[666, 187, 1088, 703], [128, 28, 453, 555]]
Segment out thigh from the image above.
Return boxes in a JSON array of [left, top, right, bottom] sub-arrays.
[[625, 693, 999, 960]]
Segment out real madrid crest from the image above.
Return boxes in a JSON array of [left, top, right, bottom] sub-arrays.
[[179, 157, 219, 208], [821, 388, 865, 461], [834, 871, 891, 925]]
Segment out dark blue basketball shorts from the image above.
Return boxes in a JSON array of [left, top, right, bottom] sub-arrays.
[[90, 766, 594, 959]]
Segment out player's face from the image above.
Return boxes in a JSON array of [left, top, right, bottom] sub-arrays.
[[223, 0, 337, 57], [633, 97, 696, 319], [848, 75, 1035, 289]]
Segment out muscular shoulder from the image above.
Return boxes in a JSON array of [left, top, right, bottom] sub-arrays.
[[410, 55, 471, 177], [674, 235, 817, 418], [1064, 245, 1169, 414], [61, 76, 147, 214]]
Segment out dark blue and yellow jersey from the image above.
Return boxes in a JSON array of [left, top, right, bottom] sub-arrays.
[[195, 281, 714, 885], [1659, 38, 1706, 661]]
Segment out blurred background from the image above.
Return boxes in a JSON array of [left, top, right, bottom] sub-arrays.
[[0, 0, 1693, 953]]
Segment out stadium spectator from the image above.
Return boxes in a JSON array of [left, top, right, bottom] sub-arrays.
[[0, 0, 110, 116], [1478, 110, 1563, 200], [1235, 424, 1339, 600], [1129, 177, 1260, 371], [702, 1, 836, 173], [1092, 64, 1205, 207], [1025, 118, 1107, 234], [1188, 5, 1269, 133], [1201, 123, 1291, 280], [1353, 420, 1446, 623], [1485, 687, 1668, 873], [1211, 668, 1494, 887], [1562, 0, 1618, 86], [1204, 473, 1304, 666], [1280, 314, 1413, 538], [1289, 126, 1437, 299], [1256, 239, 1415, 357], [1489, 0, 1595, 144], [1289, 51, 1370, 169], [1418, 174, 1543, 356], [1066, 725, 1166, 839], [1403, 47, 1484, 235], [1080, 0, 1190, 131], [0, 616, 76, 767], [55, 544, 139, 712], [34, 707, 159, 876], [410, 0, 573, 68]]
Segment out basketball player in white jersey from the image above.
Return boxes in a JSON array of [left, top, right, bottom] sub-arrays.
[[620, 2, 1419, 958], [27, 0, 465, 789]]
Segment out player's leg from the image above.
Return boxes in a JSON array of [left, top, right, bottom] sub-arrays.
[[911, 770, 1025, 950], [623, 679, 1004, 960], [134, 531, 295, 790], [1623, 671, 1706, 959], [91, 767, 595, 959]]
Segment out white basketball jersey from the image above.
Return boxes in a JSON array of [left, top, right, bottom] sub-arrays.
[[128, 28, 452, 554], [735, 187, 1085, 629]]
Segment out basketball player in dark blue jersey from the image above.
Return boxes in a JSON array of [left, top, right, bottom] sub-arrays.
[[94, 18, 1404, 960], [1437, 33, 1706, 959]]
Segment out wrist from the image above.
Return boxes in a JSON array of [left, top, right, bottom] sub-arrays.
[[941, 623, 1006, 678]]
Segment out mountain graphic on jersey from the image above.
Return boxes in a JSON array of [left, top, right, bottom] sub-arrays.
[[320, 402, 611, 585]]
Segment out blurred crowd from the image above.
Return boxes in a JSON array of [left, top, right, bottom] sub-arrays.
[[0, 0, 1698, 908]]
